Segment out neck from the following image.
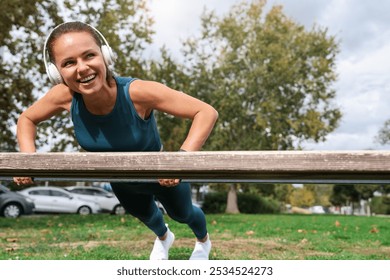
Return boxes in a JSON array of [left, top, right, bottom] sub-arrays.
[[83, 77, 117, 115]]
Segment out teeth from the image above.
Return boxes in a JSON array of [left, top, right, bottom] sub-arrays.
[[80, 74, 96, 83]]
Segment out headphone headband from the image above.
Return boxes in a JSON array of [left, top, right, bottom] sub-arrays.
[[43, 21, 115, 84]]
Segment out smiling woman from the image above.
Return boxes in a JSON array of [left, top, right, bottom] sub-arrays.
[[14, 21, 218, 260]]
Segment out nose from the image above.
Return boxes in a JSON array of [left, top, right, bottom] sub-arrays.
[[77, 60, 89, 74]]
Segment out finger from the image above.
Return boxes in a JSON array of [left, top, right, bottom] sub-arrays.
[[158, 179, 179, 187], [13, 177, 33, 185]]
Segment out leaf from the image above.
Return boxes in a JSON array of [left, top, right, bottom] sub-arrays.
[[370, 227, 379, 234], [6, 238, 18, 242]]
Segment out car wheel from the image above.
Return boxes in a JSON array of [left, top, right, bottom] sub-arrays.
[[2, 203, 22, 218], [77, 206, 92, 215], [113, 205, 126, 215]]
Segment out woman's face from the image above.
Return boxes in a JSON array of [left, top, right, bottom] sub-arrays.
[[52, 31, 107, 94]]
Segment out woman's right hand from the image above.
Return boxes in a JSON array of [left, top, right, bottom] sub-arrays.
[[13, 177, 34, 186]]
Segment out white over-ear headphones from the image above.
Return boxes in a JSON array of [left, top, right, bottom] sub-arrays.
[[43, 21, 115, 85]]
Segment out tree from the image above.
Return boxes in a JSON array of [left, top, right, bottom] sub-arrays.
[[0, 0, 52, 151], [303, 184, 332, 206], [378, 184, 390, 195], [329, 184, 360, 213], [1, 0, 154, 152], [330, 184, 381, 215], [176, 0, 341, 212], [376, 119, 390, 145], [354, 184, 379, 200], [289, 186, 315, 208], [274, 184, 294, 204]]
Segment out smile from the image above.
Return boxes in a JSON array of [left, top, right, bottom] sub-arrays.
[[79, 74, 96, 83]]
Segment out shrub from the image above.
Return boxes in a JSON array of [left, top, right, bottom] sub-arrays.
[[370, 196, 390, 215], [238, 193, 280, 214], [202, 192, 280, 214], [202, 192, 227, 214]]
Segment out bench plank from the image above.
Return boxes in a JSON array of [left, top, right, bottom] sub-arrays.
[[1, 151, 390, 183]]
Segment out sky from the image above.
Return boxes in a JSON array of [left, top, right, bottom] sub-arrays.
[[147, 0, 390, 151]]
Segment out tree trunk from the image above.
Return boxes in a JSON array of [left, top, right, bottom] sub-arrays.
[[225, 184, 240, 214]]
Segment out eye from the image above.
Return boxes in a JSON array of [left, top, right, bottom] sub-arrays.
[[86, 53, 95, 59], [63, 60, 74, 67]]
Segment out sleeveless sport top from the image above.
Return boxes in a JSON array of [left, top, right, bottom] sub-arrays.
[[71, 76, 162, 152]]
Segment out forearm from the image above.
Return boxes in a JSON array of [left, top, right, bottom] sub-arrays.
[[17, 114, 37, 153], [180, 106, 218, 151]]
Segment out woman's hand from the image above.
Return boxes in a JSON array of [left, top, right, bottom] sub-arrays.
[[13, 177, 34, 186], [158, 178, 181, 187]]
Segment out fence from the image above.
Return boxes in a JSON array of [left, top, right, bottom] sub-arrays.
[[1, 151, 390, 184]]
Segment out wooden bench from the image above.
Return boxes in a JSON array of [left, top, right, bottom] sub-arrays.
[[1, 151, 390, 184]]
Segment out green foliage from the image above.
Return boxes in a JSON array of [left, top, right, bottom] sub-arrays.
[[0, 0, 49, 151], [330, 184, 379, 207], [379, 185, 390, 195], [202, 191, 280, 214], [287, 184, 333, 208], [354, 184, 380, 200], [179, 0, 341, 151], [202, 192, 227, 213], [370, 196, 390, 215], [289, 186, 315, 207], [238, 193, 280, 214], [300, 184, 333, 206], [330, 184, 360, 206]]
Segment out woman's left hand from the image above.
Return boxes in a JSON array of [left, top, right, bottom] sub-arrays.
[[158, 179, 181, 187]]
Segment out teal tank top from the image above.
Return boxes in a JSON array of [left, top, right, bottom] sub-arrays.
[[71, 76, 162, 152]]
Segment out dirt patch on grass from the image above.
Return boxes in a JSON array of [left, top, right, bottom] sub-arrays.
[[5, 235, 390, 260], [349, 245, 390, 258], [50, 237, 339, 260]]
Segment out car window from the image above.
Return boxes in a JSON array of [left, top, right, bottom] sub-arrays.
[[70, 189, 85, 194], [30, 189, 51, 196], [50, 190, 70, 198], [80, 189, 94, 195], [89, 189, 106, 196], [72, 188, 105, 196]]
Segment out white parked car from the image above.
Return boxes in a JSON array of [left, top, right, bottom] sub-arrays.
[[309, 205, 326, 214], [65, 186, 125, 215], [19, 186, 101, 215]]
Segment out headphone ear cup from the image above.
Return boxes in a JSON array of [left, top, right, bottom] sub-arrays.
[[101, 45, 115, 66], [47, 62, 63, 85]]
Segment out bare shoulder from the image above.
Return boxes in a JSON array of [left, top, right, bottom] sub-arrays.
[[22, 84, 74, 124], [43, 84, 74, 111], [129, 79, 167, 103]]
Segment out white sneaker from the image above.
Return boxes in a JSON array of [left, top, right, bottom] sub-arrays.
[[189, 234, 211, 260], [149, 227, 175, 260]]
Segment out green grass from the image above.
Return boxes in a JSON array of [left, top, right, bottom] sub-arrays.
[[0, 214, 389, 260]]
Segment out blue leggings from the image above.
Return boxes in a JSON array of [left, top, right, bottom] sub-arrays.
[[110, 182, 207, 239]]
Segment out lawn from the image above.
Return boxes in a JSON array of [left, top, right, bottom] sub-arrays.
[[0, 213, 389, 260]]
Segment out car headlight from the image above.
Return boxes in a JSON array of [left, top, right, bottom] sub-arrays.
[[25, 197, 34, 203]]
